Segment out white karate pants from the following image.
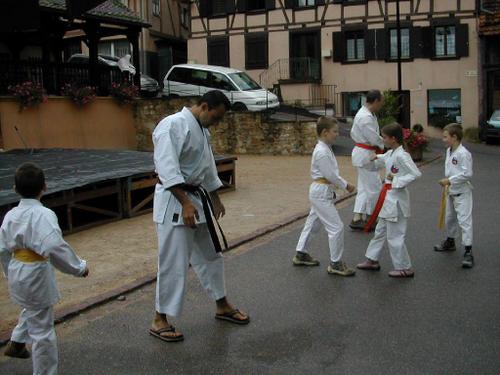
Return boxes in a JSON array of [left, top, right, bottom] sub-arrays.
[[365, 208, 412, 270], [155, 221, 226, 317], [296, 190, 344, 263], [353, 167, 382, 216], [446, 191, 473, 246], [11, 306, 58, 375]]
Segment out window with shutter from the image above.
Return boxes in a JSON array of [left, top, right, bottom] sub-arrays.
[[345, 30, 365, 61], [434, 26, 456, 57], [208, 37, 230, 67], [245, 34, 268, 69], [389, 28, 410, 59]]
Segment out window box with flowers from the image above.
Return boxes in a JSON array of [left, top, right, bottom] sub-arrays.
[[109, 81, 139, 106], [8, 81, 48, 111], [60, 83, 97, 107]]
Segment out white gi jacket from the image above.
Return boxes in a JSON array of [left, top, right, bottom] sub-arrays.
[[310, 140, 347, 200], [445, 144, 473, 195], [350, 105, 384, 167], [0, 199, 87, 309], [152, 107, 223, 225], [373, 146, 421, 220]]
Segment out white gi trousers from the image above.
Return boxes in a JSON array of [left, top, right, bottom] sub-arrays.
[[353, 167, 382, 216], [155, 221, 226, 317], [11, 306, 58, 375], [296, 184, 344, 263], [446, 191, 473, 246], [365, 207, 412, 270]]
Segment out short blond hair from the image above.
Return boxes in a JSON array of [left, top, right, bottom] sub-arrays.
[[443, 123, 463, 141], [316, 116, 338, 136]]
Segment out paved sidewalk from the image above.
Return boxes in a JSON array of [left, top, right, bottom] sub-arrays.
[[1, 153, 359, 337], [1, 142, 498, 374]]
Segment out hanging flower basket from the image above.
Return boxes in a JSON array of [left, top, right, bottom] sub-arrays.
[[8, 81, 48, 111]]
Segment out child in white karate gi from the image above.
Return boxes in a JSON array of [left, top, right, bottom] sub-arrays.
[[434, 123, 474, 268], [293, 117, 357, 276], [357, 123, 421, 278], [1, 163, 89, 375]]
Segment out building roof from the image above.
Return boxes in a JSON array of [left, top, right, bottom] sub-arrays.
[[479, 0, 500, 36], [39, 0, 149, 27]]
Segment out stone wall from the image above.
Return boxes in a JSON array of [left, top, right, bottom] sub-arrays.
[[134, 98, 317, 155]]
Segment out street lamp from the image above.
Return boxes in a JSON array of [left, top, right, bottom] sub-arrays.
[[387, 0, 408, 126]]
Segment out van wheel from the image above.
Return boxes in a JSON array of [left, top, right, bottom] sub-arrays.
[[232, 102, 247, 112]]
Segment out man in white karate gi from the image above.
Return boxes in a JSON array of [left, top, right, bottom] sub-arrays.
[[349, 90, 385, 230], [150, 90, 249, 342]]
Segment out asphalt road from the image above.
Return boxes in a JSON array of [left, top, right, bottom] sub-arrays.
[[1, 141, 499, 375]]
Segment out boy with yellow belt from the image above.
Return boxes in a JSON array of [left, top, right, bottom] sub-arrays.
[[0, 163, 89, 375], [293, 117, 356, 276]]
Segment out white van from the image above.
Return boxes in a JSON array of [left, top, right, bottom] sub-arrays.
[[162, 64, 279, 112]]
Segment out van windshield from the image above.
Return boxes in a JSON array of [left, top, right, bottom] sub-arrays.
[[228, 72, 261, 91]]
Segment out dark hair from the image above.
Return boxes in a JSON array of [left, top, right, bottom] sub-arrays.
[[381, 122, 404, 144], [316, 116, 338, 136], [15, 163, 45, 198], [443, 123, 463, 141], [366, 90, 383, 104], [412, 124, 424, 133], [197, 90, 231, 111]]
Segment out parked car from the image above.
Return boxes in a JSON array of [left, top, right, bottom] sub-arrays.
[[162, 64, 279, 112], [68, 54, 160, 97], [479, 109, 500, 143]]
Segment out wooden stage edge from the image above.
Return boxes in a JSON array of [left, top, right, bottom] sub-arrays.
[[0, 155, 237, 235]]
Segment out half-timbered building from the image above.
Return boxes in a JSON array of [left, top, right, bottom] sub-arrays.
[[188, 0, 479, 132]]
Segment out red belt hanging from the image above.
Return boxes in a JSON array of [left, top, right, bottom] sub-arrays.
[[355, 143, 384, 154], [364, 183, 392, 233]]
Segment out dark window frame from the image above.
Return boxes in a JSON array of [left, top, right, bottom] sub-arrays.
[[388, 27, 411, 60], [207, 36, 230, 67], [345, 29, 366, 63], [245, 33, 269, 70], [433, 25, 457, 58], [427, 88, 462, 128]]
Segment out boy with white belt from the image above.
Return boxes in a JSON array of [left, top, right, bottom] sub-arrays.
[[434, 123, 474, 268]]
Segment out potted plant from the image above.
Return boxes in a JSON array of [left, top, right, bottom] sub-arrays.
[[403, 126, 428, 162]]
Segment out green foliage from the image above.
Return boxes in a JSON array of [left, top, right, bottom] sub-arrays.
[[378, 90, 401, 128]]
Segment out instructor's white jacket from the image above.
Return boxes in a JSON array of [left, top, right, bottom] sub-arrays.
[[152, 107, 223, 225], [350, 105, 384, 167]]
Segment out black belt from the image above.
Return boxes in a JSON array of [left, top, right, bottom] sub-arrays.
[[180, 184, 228, 253]]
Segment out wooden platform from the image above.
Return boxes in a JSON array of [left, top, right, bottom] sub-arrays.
[[0, 149, 237, 234]]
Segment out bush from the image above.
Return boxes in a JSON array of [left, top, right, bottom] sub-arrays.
[[378, 90, 401, 128]]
